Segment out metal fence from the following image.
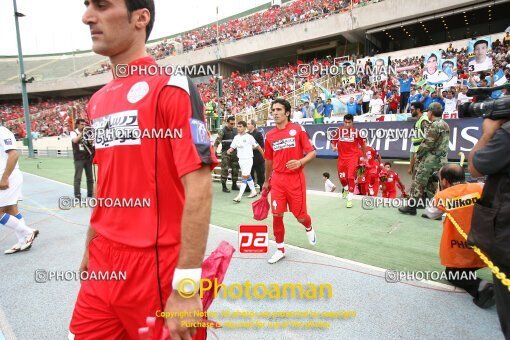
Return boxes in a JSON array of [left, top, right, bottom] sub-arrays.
[[18, 148, 73, 158]]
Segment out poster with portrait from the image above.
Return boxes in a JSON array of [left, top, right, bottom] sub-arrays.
[[439, 57, 458, 89], [422, 51, 448, 84], [467, 36, 493, 72], [369, 56, 389, 82]]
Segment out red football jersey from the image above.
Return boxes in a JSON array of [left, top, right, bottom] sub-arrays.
[[365, 146, 379, 167], [264, 122, 315, 174], [331, 127, 364, 160], [87, 56, 217, 247], [384, 170, 400, 191]]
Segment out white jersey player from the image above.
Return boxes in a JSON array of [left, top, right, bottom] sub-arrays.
[[227, 120, 264, 202], [0, 126, 39, 254]]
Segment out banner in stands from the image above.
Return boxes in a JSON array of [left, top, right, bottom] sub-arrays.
[[468, 36, 493, 72], [369, 56, 389, 82], [422, 51, 449, 84], [261, 118, 482, 161], [439, 57, 458, 89]]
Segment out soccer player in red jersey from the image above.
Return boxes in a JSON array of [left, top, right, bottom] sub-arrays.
[[262, 99, 317, 264], [331, 114, 366, 208], [365, 144, 383, 196], [356, 156, 369, 195], [381, 162, 405, 198], [71, 1, 218, 339]]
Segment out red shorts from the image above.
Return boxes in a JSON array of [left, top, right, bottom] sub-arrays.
[[337, 158, 358, 181], [69, 234, 207, 339], [270, 171, 308, 219], [383, 189, 397, 198]]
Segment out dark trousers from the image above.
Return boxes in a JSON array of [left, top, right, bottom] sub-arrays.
[[250, 161, 265, 189], [362, 101, 370, 114], [74, 159, 94, 198], [493, 262, 510, 339], [400, 92, 410, 113], [445, 267, 481, 298]]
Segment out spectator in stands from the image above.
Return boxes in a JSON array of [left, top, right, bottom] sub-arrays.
[[369, 92, 383, 115], [323, 98, 334, 118], [361, 85, 373, 114], [301, 101, 313, 118], [398, 73, 412, 113], [387, 90, 400, 114]]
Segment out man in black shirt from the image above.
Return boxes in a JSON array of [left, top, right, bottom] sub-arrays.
[[70, 119, 94, 199], [247, 119, 265, 191], [468, 118, 510, 339]]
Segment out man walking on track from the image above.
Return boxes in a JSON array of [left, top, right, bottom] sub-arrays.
[[0, 124, 38, 255], [262, 99, 317, 264], [331, 114, 366, 208], [72, 1, 218, 339]]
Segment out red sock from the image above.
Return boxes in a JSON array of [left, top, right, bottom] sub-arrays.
[[347, 178, 356, 193], [273, 215, 285, 244], [299, 214, 312, 231]]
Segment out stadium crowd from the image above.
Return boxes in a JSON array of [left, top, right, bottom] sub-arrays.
[[84, 0, 382, 76]]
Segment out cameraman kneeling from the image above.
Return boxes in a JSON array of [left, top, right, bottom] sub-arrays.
[[468, 118, 510, 338], [425, 164, 495, 308]]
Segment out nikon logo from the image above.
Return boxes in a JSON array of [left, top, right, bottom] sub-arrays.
[[445, 193, 480, 211]]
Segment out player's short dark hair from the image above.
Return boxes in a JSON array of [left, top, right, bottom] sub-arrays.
[[271, 98, 292, 121], [237, 120, 247, 127], [442, 61, 454, 67], [384, 162, 392, 167], [473, 39, 488, 49], [226, 116, 235, 122], [75, 118, 86, 127], [344, 114, 354, 122], [427, 53, 438, 62], [410, 102, 424, 112], [323, 172, 330, 178], [440, 164, 465, 184], [124, 0, 155, 42], [428, 102, 443, 117]]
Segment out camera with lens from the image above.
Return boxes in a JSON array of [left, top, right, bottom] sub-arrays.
[[458, 84, 510, 120]]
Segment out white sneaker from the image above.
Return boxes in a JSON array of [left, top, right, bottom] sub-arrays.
[[248, 191, 257, 198], [4, 244, 22, 255], [233, 195, 241, 203], [267, 250, 285, 264], [368, 186, 374, 196], [306, 228, 317, 245], [20, 229, 39, 251]]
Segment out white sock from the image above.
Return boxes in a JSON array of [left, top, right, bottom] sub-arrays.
[[344, 186, 348, 191], [239, 181, 247, 196], [276, 242, 285, 253], [15, 213, 31, 237], [347, 192, 354, 201], [0, 213, 32, 244], [247, 178, 256, 192]]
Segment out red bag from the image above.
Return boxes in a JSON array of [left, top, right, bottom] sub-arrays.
[[252, 189, 270, 221], [138, 241, 235, 340]]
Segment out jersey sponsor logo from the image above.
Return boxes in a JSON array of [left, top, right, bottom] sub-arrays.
[[239, 225, 268, 253], [189, 118, 210, 145], [4, 138, 12, 145], [92, 110, 140, 149], [127, 81, 150, 104], [445, 192, 480, 211], [272, 138, 295, 151]]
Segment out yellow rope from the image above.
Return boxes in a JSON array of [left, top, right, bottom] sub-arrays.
[[446, 213, 510, 291]]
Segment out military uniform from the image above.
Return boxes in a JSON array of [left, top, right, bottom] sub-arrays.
[[410, 118, 450, 202], [410, 114, 431, 174], [214, 125, 240, 192]]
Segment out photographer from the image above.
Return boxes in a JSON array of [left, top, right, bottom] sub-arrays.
[[70, 119, 94, 199], [468, 117, 510, 338], [424, 164, 495, 309]]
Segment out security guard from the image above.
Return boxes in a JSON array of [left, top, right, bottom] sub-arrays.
[[400, 102, 449, 215], [214, 116, 240, 193], [408, 101, 430, 175]]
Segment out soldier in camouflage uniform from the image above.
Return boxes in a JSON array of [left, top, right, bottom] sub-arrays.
[[399, 102, 450, 215], [214, 116, 240, 193]]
